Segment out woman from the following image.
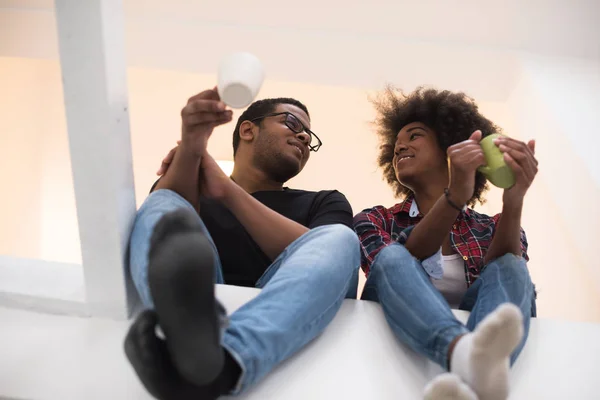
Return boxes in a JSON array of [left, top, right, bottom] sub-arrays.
[[354, 87, 537, 400]]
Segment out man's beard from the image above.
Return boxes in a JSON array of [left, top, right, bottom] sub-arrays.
[[253, 133, 302, 184]]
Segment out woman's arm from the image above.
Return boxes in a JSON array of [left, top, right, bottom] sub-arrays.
[[403, 194, 461, 259], [484, 202, 523, 264]]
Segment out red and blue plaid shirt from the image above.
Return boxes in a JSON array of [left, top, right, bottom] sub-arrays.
[[353, 195, 529, 287]]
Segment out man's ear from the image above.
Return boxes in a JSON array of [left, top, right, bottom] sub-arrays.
[[238, 120, 256, 144]]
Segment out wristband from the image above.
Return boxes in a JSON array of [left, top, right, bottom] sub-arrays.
[[444, 188, 464, 212]]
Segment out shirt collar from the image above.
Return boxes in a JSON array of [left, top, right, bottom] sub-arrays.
[[409, 199, 421, 217], [393, 194, 468, 217], [391, 195, 416, 216]]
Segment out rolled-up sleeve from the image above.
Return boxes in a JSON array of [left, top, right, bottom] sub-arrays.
[[353, 206, 395, 276]]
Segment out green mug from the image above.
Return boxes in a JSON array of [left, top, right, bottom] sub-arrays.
[[478, 133, 515, 189]]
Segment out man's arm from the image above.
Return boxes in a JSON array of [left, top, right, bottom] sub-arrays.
[[153, 148, 202, 210], [217, 182, 352, 262], [221, 182, 309, 261], [152, 154, 347, 263], [154, 88, 232, 209], [156, 149, 310, 261]]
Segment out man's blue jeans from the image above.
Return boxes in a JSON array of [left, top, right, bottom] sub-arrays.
[[129, 189, 360, 393]]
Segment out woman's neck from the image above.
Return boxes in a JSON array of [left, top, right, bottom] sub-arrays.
[[411, 187, 445, 215], [409, 171, 450, 215], [408, 168, 451, 215]]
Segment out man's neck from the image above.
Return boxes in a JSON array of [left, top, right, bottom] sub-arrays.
[[230, 163, 284, 194]]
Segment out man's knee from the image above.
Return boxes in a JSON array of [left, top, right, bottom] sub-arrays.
[[344, 267, 360, 299], [315, 224, 358, 244], [305, 224, 360, 283], [312, 224, 360, 262]]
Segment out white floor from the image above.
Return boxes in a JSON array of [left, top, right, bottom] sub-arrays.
[[1, 284, 599, 400]]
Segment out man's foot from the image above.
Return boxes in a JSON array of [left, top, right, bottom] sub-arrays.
[[424, 373, 478, 400], [450, 303, 524, 400], [148, 209, 223, 386], [124, 309, 222, 400]]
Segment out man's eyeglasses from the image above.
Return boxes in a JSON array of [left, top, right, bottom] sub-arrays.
[[249, 112, 322, 152]]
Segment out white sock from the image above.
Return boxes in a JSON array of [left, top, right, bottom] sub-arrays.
[[424, 373, 478, 400], [450, 303, 524, 400]]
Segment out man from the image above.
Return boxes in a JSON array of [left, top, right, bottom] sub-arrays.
[[124, 87, 359, 399]]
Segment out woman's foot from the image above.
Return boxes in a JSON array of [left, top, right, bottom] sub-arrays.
[[424, 373, 478, 400], [450, 303, 524, 400]]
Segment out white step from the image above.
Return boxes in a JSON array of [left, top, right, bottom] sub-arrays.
[[0, 284, 598, 399]]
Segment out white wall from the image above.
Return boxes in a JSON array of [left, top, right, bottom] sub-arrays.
[[0, 57, 80, 264], [522, 56, 600, 185], [507, 55, 600, 321], [0, 58, 41, 259]]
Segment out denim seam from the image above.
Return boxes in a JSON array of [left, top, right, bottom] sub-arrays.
[[225, 268, 353, 391], [374, 244, 468, 367], [220, 341, 247, 395], [377, 263, 468, 366], [221, 225, 358, 393]]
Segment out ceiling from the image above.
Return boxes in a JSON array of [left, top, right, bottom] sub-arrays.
[[1, 0, 599, 101]]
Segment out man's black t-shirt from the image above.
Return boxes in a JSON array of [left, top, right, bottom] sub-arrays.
[[198, 188, 353, 286], [149, 177, 353, 284]]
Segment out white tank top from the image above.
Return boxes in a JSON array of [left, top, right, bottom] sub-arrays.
[[431, 254, 468, 309]]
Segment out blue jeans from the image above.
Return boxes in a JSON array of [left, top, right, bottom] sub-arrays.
[[129, 189, 360, 394], [361, 243, 535, 368]]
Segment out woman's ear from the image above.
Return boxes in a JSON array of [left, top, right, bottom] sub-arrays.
[[238, 120, 256, 144]]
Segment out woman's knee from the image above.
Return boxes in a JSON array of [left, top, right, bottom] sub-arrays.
[[372, 243, 415, 273], [486, 253, 532, 288]]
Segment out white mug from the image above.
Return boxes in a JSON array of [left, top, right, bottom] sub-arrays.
[[217, 52, 265, 109]]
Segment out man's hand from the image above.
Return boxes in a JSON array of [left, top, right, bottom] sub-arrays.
[[180, 87, 233, 157], [447, 130, 487, 206], [152, 87, 232, 208], [156, 144, 233, 200], [198, 153, 234, 201], [496, 137, 538, 209]]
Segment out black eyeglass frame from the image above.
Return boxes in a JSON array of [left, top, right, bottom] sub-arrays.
[[249, 112, 322, 152]]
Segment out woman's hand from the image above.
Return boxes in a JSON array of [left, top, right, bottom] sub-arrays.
[[496, 137, 538, 209], [447, 130, 487, 206]]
